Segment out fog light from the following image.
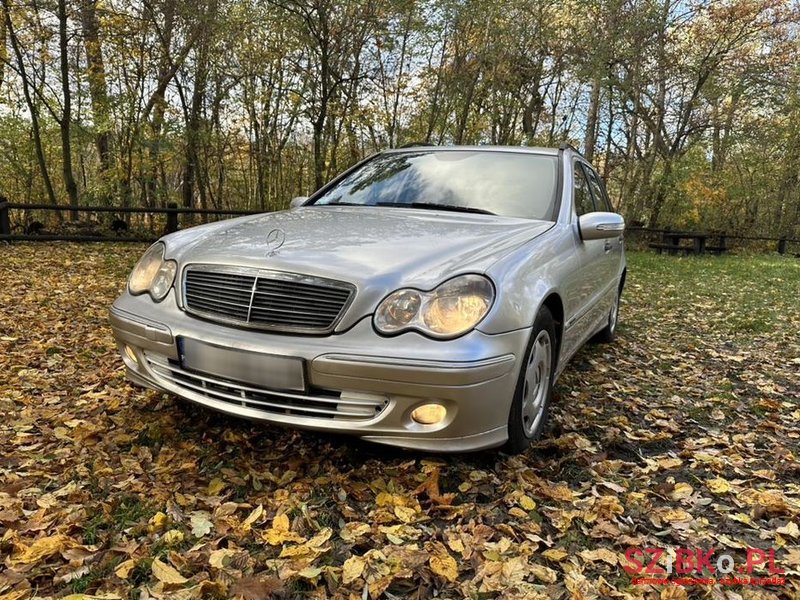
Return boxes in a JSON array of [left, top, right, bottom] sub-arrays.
[[411, 404, 446, 425], [124, 345, 139, 365]]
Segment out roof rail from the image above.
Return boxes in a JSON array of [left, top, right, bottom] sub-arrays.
[[398, 141, 436, 148]]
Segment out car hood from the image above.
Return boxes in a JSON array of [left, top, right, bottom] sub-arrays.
[[165, 206, 553, 328]]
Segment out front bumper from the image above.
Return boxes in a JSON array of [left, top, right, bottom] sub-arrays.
[[109, 291, 529, 451]]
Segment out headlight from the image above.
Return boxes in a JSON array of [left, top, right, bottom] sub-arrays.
[[128, 243, 177, 301], [374, 274, 494, 339]]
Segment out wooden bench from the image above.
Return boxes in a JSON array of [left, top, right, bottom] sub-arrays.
[[705, 236, 728, 255], [650, 232, 728, 256], [649, 242, 695, 255]]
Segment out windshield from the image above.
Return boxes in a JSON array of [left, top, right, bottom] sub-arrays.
[[309, 150, 560, 221]]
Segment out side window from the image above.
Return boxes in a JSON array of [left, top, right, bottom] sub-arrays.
[[573, 163, 595, 216], [586, 168, 613, 212]]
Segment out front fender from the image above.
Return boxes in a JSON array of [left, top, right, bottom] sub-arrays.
[[478, 226, 573, 335]]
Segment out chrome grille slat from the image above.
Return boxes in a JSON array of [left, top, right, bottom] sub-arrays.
[[145, 353, 385, 420], [186, 281, 255, 295], [186, 293, 252, 310], [252, 290, 347, 307], [183, 266, 354, 334], [256, 280, 351, 297], [250, 302, 342, 315], [249, 304, 341, 317]]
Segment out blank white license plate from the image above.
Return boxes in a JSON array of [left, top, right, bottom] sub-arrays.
[[179, 338, 305, 392]]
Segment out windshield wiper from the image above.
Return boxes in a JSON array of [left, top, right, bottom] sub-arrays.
[[375, 202, 496, 216]]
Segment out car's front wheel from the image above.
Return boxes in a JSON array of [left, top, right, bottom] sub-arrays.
[[506, 307, 556, 453]]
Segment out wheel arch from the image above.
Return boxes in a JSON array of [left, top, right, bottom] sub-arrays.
[[540, 292, 564, 362]]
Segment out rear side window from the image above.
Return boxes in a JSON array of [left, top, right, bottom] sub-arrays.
[[573, 163, 594, 216], [585, 167, 613, 212]]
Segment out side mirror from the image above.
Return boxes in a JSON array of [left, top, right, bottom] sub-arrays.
[[289, 196, 309, 209], [579, 212, 625, 241]]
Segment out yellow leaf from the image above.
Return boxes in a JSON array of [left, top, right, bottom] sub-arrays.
[[670, 482, 693, 500], [340, 522, 371, 543], [273, 513, 290, 531], [279, 529, 331, 558], [151, 557, 188, 585], [519, 495, 537, 511], [777, 521, 799, 539], [342, 555, 366, 584], [539, 483, 574, 502], [394, 505, 417, 523], [579, 548, 618, 565], [715, 534, 747, 549], [262, 528, 304, 545], [209, 548, 237, 569], [207, 478, 226, 496], [261, 512, 305, 545], [658, 458, 683, 469], [542, 548, 568, 561], [11, 534, 76, 565], [530, 563, 558, 583], [729, 513, 753, 526], [162, 529, 184, 546], [430, 551, 458, 582], [306, 528, 333, 548], [446, 538, 465, 555], [706, 478, 731, 494], [660, 508, 693, 523], [114, 559, 136, 579], [149, 512, 168, 532], [297, 566, 322, 579], [240, 504, 264, 531]]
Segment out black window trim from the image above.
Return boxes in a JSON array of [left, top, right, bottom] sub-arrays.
[[572, 158, 596, 217], [580, 162, 615, 213]]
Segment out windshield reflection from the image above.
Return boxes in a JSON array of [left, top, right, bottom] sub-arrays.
[[311, 151, 559, 221]]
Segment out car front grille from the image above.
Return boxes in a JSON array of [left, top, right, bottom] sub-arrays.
[[182, 266, 354, 334], [144, 353, 387, 421]]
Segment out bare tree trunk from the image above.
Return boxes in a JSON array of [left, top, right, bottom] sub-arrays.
[[2, 0, 58, 210], [58, 0, 80, 219], [313, 6, 331, 190], [146, 0, 176, 208], [182, 1, 215, 213], [648, 160, 672, 227], [79, 0, 112, 184], [0, 5, 6, 90], [583, 77, 600, 162]]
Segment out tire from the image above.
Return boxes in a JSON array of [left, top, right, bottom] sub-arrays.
[[506, 306, 557, 454], [594, 286, 621, 344]]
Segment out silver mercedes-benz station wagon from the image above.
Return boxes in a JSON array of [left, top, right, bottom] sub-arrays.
[[110, 145, 626, 452]]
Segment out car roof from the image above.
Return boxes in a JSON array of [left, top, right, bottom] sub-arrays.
[[382, 145, 560, 156]]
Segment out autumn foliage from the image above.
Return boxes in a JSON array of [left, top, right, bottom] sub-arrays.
[[0, 245, 799, 598]]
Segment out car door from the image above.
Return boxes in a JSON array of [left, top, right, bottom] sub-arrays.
[[560, 160, 607, 359], [584, 165, 623, 285]]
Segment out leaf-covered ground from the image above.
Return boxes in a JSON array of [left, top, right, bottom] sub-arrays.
[[1, 244, 798, 600]]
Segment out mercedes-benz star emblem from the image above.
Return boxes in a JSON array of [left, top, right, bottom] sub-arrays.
[[265, 228, 286, 256]]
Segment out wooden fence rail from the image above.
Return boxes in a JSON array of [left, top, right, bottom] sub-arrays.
[[0, 201, 797, 254], [0, 200, 261, 242]]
